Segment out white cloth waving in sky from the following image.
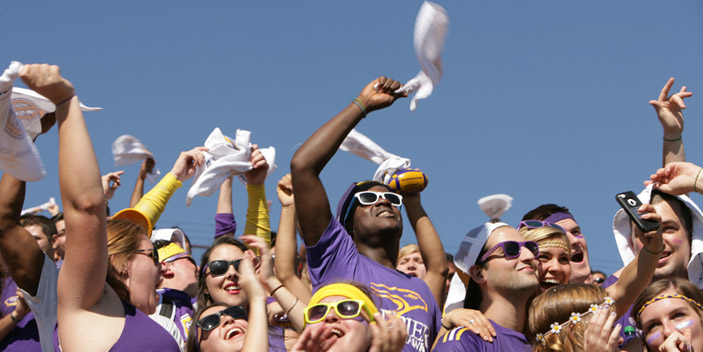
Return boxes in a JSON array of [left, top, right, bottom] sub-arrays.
[[339, 129, 411, 183]]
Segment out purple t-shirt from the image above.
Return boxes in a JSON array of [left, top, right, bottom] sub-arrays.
[[155, 288, 195, 345], [0, 277, 41, 351], [307, 218, 441, 352], [432, 320, 531, 352]]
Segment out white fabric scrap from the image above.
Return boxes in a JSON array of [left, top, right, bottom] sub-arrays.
[[186, 128, 276, 206], [21, 197, 55, 216], [0, 61, 46, 181], [12, 87, 101, 140], [339, 129, 410, 183], [395, 1, 449, 112], [112, 135, 161, 183]]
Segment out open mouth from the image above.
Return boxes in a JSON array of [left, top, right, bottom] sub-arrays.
[[377, 209, 395, 217], [658, 251, 672, 263], [225, 327, 244, 340], [540, 278, 561, 290], [570, 251, 584, 263], [331, 328, 345, 338], [224, 282, 241, 294]]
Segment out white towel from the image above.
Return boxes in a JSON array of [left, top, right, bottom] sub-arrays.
[[0, 62, 46, 181], [186, 128, 276, 206], [395, 1, 449, 112], [21, 197, 55, 216], [339, 129, 410, 183], [12, 87, 101, 140], [111, 135, 161, 183]]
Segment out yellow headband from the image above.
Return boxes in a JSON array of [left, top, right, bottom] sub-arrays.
[[309, 283, 379, 317], [538, 239, 570, 252]]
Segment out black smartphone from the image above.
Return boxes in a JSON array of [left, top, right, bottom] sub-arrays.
[[616, 191, 659, 233]]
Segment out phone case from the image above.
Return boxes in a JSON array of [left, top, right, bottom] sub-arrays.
[[616, 191, 659, 233]]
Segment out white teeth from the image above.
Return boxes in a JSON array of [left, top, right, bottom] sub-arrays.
[[331, 328, 343, 337], [226, 328, 243, 339], [543, 278, 560, 284]]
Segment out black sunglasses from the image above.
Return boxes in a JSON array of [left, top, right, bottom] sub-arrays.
[[197, 305, 247, 331], [202, 259, 242, 276], [134, 242, 159, 266]]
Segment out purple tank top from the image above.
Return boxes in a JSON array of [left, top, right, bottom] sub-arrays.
[[53, 300, 180, 351]]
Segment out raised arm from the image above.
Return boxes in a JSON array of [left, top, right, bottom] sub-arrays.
[[605, 204, 663, 318], [290, 77, 406, 246], [0, 173, 45, 295], [274, 174, 312, 302], [645, 161, 703, 195], [243, 145, 271, 247], [238, 252, 269, 352], [402, 192, 448, 307], [129, 158, 154, 207], [20, 64, 108, 311], [651, 78, 693, 167], [214, 175, 236, 238]]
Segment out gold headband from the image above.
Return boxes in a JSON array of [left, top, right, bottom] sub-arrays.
[[637, 294, 703, 319], [538, 239, 570, 252]]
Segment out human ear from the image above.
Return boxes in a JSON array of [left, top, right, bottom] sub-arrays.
[[469, 265, 486, 284]]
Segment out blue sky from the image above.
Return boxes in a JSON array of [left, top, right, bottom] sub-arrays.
[[3, 1, 702, 275]]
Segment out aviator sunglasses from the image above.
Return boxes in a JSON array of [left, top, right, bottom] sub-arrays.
[[196, 305, 248, 331], [134, 242, 159, 266], [479, 240, 539, 264], [517, 220, 566, 233], [354, 191, 403, 207], [303, 299, 374, 326]]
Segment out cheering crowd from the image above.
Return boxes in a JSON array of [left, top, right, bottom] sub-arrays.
[[0, 63, 701, 352]]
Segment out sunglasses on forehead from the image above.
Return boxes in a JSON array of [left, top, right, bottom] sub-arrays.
[[354, 191, 403, 207], [479, 240, 539, 264], [517, 220, 566, 233]]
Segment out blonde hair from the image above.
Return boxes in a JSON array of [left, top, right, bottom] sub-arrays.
[[519, 226, 570, 252], [397, 243, 420, 264], [529, 284, 607, 352], [106, 219, 148, 302]]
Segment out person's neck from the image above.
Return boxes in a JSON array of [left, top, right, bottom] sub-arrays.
[[354, 240, 398, 270], [479, 290, 529, 332]]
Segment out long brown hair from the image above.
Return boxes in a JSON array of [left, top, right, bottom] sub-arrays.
[[106, 219, 148, 302], [197, 237, 249, 309]]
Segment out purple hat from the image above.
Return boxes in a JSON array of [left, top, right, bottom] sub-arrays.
[[336, 181, 392, 232]]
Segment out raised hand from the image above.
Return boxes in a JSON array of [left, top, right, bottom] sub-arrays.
[[583, 307, 621, 352], [139, 158, 155, 181], [645, 161, 703, 195], [443, 308, 496, 342], [244, 145, 269, 185], [637, 203, 663, 253], [356, 77, 408, 114], [240, 234, 274, 288], [369, 312, 407, 352], [101, 171, 124, 201], [277, 173, 294, 207], [169, 147, 208, 182], [651, 78, 693, 140], [19, 64, 75, 104]]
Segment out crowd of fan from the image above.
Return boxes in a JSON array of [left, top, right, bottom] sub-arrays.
[[1, 65, 702, 352]]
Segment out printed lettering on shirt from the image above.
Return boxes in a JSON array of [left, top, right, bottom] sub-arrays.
[[180, 314, 192, 337], [372, 283, 431, 352]]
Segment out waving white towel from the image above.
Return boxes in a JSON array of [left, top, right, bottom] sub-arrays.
[[339, 129, 410, 183], [12, 87, 101, 140], [0, 62, 46, 181], [186, 128, 276, 206], [112, 135, 161, 183], [395, 1, 449, 112], [21, 197, 56, 216]]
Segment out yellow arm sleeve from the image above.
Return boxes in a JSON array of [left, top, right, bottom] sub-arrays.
[[244, 184, 271, 249], [133, 172, 182, 228]]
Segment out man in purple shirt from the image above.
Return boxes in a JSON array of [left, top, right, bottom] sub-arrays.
[[291, 77, 447, 352], [434, 221, 539, 351]]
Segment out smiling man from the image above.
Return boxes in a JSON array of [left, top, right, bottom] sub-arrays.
[[291, 77, 446, 352], [434, 222, 539, 351]]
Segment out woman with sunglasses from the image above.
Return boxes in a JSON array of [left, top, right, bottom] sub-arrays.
[[188, 255, 268, 352], [292, 282, 406, 352], [19, 64, 182, 351], [518, 220, 572, 292]]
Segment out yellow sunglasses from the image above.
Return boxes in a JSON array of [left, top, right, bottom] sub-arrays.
[[303, 299, 376, 326]]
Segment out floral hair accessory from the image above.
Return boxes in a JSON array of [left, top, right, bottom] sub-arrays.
[[535, 296, 614, 342], [636, 293, 703, 319]]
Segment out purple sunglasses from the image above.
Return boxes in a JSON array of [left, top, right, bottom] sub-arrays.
[[479, 240, 539, 263]]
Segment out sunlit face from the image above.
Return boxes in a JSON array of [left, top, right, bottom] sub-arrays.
[[396, 252, 426, 279], [24, 224, 53, 258], [352, 186, 403, 242], [639, 289, 703, 351], [481, 227, 539, 295], [125, 235, 161, 314], [305, 295, 372, 352], [52, 219, 66, 260], [632, 200, 690, 281], [555, 218, 590, 284], [205, 244, 247, 307], [160, 255, 198, 297], [198, 306, 249, 352], [536, 244, 571, 292]]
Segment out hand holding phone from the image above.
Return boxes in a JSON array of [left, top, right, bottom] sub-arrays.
[[616, 191, 659, 233]]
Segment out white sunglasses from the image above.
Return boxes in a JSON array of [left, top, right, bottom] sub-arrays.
[[354, 191, 403, 207]]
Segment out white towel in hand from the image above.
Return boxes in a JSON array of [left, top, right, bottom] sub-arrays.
[[186, 128, 276, 206], [12, 87, 101, 140], [339, 129, 411, 183], [0, 61, 46, 181], [395, 1, 449, 112], [112, 135, 161, 183]]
